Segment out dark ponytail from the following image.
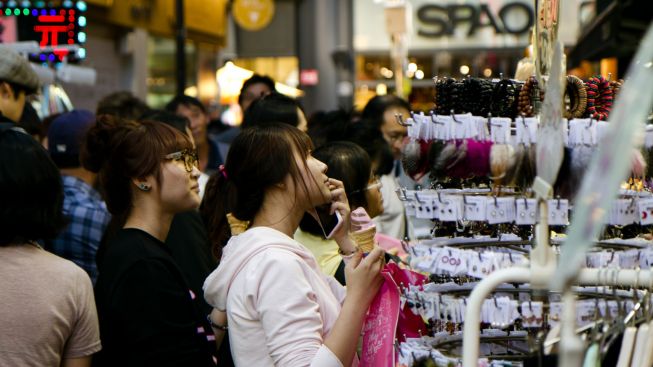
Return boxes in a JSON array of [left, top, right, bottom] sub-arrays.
[[200, 123, 313, 259]]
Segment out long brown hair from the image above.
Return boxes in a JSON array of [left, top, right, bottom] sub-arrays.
[[200, 123, 315, 259]]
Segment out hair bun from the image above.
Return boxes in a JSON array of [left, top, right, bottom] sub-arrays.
[[81, 115, 136, 173]]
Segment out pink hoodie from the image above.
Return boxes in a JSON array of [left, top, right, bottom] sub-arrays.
[[204, 227, 356, 367]]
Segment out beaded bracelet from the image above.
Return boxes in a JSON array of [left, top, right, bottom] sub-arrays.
[[563, 75, 587, 119], [517, 76, 541, 117], [435, 78, 457, 115], [491, 79, 517, 118], [585, 75, 613, 121], [462, 77, 493, 116]]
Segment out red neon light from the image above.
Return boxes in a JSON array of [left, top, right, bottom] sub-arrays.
[[53, 48, 70, 61], [38, 15, 65, 22], [34, 25, 69, 47]]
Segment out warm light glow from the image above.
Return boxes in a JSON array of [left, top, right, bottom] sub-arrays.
[[408, 62, 418, 73], [483, 68, 492, 77], [184, 86, 198, 97], [376, 83, 387, 95], [415, 70, 424, 80], [380, 67, 393, 79], [460, 65, 470, 75], [216, 61, 304, 105]]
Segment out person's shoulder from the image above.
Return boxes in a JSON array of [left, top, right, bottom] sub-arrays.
[[35, 249, 92, 281], [105, 229, 165, 260]]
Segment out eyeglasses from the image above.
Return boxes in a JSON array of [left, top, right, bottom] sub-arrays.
[[164, 149, 199, 173], [350, 177, 382, 194]]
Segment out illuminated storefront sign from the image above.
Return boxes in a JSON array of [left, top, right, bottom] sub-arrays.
[[354, 0, 580, 51], [416, 2, 533, 38], [0, 1, 87, 62]]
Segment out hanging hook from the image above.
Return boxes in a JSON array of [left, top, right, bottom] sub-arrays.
[[451, 109, 462, 124], [415, 192, 424, 203], [430, 110, 444, 125], [556, 195, 562, 210]]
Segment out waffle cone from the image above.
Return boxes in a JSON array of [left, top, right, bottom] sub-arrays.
[[227, 213, 250, 235], [351, 226, 376, 252]]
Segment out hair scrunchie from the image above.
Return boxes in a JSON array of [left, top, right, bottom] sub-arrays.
[[563, 75, 587, 119], [585, 75, 613, 121]]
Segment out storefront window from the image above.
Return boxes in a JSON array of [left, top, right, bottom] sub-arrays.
[[146, 37, 197, 108]]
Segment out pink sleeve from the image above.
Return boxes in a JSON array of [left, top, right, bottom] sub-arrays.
[[255, 251, 344, 367], [324, 275, 346, 306]]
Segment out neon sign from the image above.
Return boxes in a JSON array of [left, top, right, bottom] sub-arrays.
[[0, 1, 87, 62]]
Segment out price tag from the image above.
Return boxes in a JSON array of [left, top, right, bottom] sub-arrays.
[[490, 117, 511, 144], [638, 197, 653, 225], [486, 197, 515, 224], [462, 196, 486, 221], [515, 117, 538, 146], [547, 199, 569, 225], [515, 198, 538, 225], [437, 247, 467, 276], [548, 302, 563, 328], [521, 301, 544, 328], [438, 194, 462, 222], [404, 202, 417, 217]]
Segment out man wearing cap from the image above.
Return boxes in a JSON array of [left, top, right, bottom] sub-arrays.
[[0, 46, 40, 126], [46, 110, 110, 284]]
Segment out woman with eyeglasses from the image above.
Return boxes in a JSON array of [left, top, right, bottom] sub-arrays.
[[295, 141, 384, 285], [82, 116, 217, 366]]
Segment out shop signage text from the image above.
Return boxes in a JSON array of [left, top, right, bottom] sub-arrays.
[[416, 2, 534, 38]]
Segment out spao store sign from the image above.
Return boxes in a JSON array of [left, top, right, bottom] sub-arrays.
[[354, 0, 578, 51], [416, 2, 532, 38]]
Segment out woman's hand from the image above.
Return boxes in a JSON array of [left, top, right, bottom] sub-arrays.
[[326, 178, 353, 247], [344, 247, 385, 307]]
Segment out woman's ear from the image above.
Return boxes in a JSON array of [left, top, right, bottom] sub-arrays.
[[0, 82, 14, 99]]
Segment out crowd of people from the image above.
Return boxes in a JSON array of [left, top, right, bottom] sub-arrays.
[[0, 45, 418, 366]]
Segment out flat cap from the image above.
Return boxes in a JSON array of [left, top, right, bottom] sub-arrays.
[[0, 46, 40, 93]]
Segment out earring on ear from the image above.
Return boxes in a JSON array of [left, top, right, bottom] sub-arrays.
[[138, 183, 151, 192]]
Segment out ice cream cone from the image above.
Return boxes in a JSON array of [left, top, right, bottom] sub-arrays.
[[227, 213, 250, 235], [351, 226, 376, 253]]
